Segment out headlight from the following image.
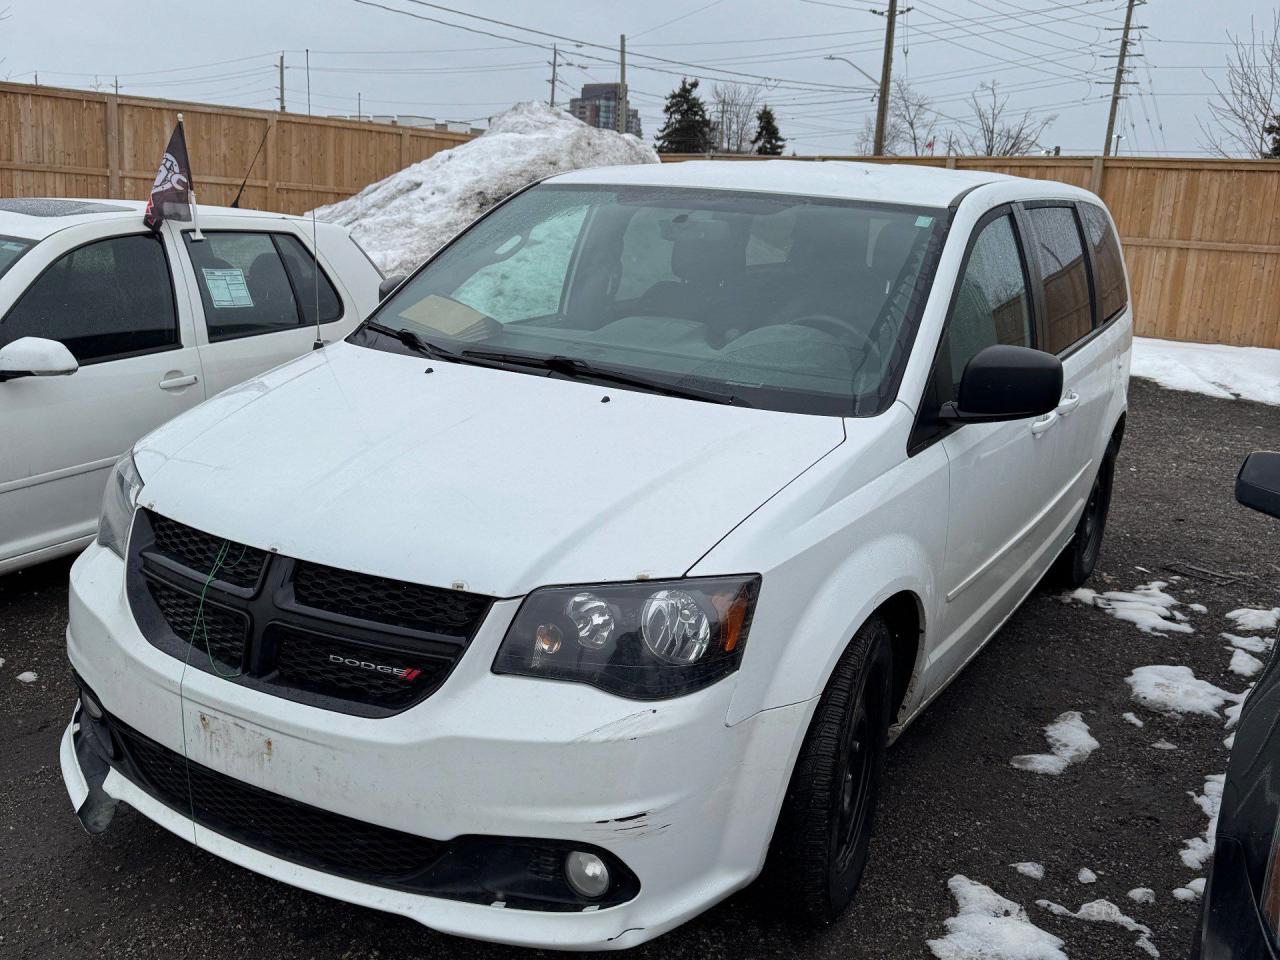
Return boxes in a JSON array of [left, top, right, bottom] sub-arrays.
[[492, 575, 760, 699], [97, 452, 144, 558]]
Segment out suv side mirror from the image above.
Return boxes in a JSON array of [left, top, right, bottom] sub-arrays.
[[0, 336, 78, 383], [378, 274, 407, 301], [1237, 452, 1280, 519], [939, 344, 1062, 424]]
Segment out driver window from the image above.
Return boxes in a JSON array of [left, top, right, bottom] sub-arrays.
[[938, 214, 1032, 402], [452, 204, 589, 323]]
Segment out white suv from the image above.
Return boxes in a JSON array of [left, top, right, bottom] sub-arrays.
[[60, 161, 1131, 950]]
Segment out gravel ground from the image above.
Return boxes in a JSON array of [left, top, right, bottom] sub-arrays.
[[3, 377, 1278, 960]]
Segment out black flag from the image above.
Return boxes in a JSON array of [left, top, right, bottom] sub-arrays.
[[143, 115, 196, 232]]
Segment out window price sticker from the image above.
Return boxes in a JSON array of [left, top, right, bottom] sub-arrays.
[[201, 267, 253, 308]]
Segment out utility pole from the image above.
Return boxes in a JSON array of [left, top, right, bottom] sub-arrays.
[[1102, 0, 1141, 156], [278, 53, 286, 112], [114, 76, 119, 96], [549, 44, 558, 108], [357, 92, 362, 121], [618, 34, 627, 135], [872, 1, 910, 155]]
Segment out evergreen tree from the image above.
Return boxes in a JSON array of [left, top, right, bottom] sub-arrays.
[[1265, 114, 1280, 158], [655, 78, 713, 154], [752, 105, 785, 155]]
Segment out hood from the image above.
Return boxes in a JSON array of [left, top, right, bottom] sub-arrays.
[[135, 343, 844, 597]]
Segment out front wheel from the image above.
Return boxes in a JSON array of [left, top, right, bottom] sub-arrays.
[[1050, 442, 1118, 588], [765, 615, 893, 925]]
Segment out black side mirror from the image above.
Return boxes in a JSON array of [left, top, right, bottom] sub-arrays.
[[378, 274, 407, 301], [1237, 452, 1280, 519], [940, 344, 1063, 424]]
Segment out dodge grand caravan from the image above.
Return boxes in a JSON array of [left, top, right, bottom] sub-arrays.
[[60, 160, 1132, 949]]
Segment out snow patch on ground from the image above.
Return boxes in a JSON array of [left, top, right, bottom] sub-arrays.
[[1127, 888, 1156, 904], [1011, 862, 1045, 880], [1122, 711, 1145, 728], [1011, 711, 1099, 775], [1067, 581, 1193, 634], [1126, 665, 1240, 718], [1131, 336, 1280, 406], [1223, 632, 1275, 654], [1151, 739, 1177, 750], [1188, 603, 1208, 614], [928, 876, 1067, 960], [1225, 607, 1280, 632], [1224, 732, 1236, 750], [1172, 878, 1206, 902], [1228, 648, 1265, 678], [1077, 868, 1097, 884], [312, 102, 658, 277], [1181, 775, 1225, 871], [16, 670, 36, 683], [1037, 898, 1156, 956]]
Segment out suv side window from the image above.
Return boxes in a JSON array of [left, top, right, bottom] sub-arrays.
[[0, 233, 177, 364], [1079, 203, 1127, 323], [184, 231, 341, 341], [1025, 206, 1092, 354], [937, 213, 1033, 403]]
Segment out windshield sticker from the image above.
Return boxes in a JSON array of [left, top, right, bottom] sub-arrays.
[[915, 215, 935, 228], [201, 267, 253, 309], [0, 240, 26, 254]]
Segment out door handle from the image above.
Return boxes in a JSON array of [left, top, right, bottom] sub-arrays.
[[1031, 411, 1058, 437], [159, 373, 198, 390], [1056, 390, 1080, 416]]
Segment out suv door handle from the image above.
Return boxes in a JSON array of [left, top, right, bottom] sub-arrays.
[[1056, 390, 1080, 416], [159, 373, 198, 390], [1031, 411, 1058, 437]]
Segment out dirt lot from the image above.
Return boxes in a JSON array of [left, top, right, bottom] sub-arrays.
[[3, 377, 1279, 960]]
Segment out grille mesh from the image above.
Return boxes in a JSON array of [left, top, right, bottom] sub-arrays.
[[272, 626, 450, 707], [115, 720, 446, 881], [149, 514, 268, 588], [148, 580, 248, 669], [292, 561, 489, 638]]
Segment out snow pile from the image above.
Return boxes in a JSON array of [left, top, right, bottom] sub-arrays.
[[1127, 888, 1156, 904], [16, 670, 36, 684], [1225, 606, 1280, 632], [1180, 774, 1225, 871], [1068, 582, 1193, 634], [1122, 711, 1145, 728], [1223, 632, 1275, 654], [1077, 868, 1097, 884], [927, 876, 1067, 960], [1011, 862, 1045, 880], [313, 101, 658, 277], [1228, 648, 1265, 678], [1172, 878, 1206, 902], [1131, 337, 1280, 406], [1037, 898, 1157, 957], [1126, 665, 1239, 718], [1011, 711, 1099, 775]]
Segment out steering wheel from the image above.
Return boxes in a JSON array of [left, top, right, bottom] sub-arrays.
[[791, 313, 874, 352]]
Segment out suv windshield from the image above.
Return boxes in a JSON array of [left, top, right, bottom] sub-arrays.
[[361, 184, 947, 416], [0, 236, 33, 280]]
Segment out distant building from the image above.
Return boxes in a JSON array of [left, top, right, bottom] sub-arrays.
[[568, 84, 641, 138]]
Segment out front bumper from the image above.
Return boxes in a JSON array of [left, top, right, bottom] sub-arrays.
[[62, 543, 811, 950]]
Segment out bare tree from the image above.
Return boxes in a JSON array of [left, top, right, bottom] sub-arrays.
[[1199, 12, 1280, 158], [711, 83, 762, 154], [962, 81, 1055, 156], [854, 78, 939, 156]]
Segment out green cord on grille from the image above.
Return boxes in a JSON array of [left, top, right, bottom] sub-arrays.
[[185, 539, 250, 680]]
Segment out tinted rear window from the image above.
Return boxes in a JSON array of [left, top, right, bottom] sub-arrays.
[[1080, 203, 1127, 323], [1026, 206, 1092, 355]]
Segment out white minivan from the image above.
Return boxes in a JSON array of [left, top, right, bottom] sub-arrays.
[[0, 198, 383, 575], [60, 161, 1131, 950]]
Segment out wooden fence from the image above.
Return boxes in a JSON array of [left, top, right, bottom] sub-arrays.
[[661, 153, 1280, 350], [0, 81, 476, 215], [2, 77, 1278, 348]]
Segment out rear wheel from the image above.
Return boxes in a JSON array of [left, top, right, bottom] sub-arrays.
[[766, 615, 893, 925], [1050, 442, 1117, 588]]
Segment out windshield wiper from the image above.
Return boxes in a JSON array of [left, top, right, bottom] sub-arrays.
[[460, 349, 747, 407], [361, 320, 456, 360]]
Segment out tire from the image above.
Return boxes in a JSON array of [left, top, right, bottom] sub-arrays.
[[765, 615, 894, 925], [1050, 441, 1118, 588]]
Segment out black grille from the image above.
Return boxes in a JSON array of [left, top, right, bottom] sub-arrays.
[[149, 580, 248, 670], [292, 561, 489, 638], [128, 510, 492, 716], [272, 625, 451, 708], [113, 719, 446, 882], [149, 513, 268, 589]]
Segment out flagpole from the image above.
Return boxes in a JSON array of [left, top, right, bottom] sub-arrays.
[[179, 113, 205, 241]]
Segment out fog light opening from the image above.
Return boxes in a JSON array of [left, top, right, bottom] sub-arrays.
[[81, 692, 104, 721], [565, 850, 611, 899]]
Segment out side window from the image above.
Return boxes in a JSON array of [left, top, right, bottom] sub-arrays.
[[1079, 203, 1127, 323], [451, 204, 589, 322], [274, 234, 343, 327], [0, 233, 177, 364], [1025, 206, 1092, 354], [185, 232, 304, 341], [938, 214, 1032, 401]]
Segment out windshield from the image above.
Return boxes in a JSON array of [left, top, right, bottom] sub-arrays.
[[0, 236, 33, 280], [362, 184, 947, 416]]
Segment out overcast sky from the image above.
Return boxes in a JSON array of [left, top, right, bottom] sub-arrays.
[[4, 0, 1277, 157]]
